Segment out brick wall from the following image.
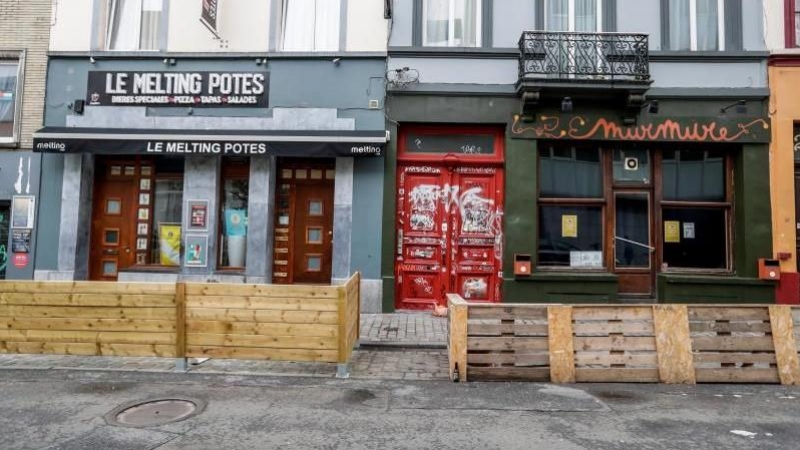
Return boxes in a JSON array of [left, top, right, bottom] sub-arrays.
[[0, 0, 51, 150]]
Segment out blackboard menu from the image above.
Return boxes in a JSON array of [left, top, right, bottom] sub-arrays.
[[405, 134, 495, 155], [11, 229, 31, 253]]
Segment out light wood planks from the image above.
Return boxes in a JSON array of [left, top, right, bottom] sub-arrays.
[[769, 306, 800, 385], [0, 281, 178, 358], [548, 306, 574, 383], [653, 305, 696, 384], [175, 282, 186, 359], [448, 294, 468, 382]]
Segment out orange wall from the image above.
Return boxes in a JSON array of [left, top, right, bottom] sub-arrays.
[[769, 66, 800, 273]]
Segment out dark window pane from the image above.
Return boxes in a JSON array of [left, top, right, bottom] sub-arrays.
[[615, 193, 650, 268], [662, 149, 725, 201], [221, 178, 249, 268], [540, 145, 602, 198], [538, 205, 603, 267], [151, 179, 183, 265], [613, 148, 650, 184], [662, 208, 726, 269]]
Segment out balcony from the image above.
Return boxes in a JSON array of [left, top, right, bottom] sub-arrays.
[[517, 31, 652, 119], [519, 31, 650, 82]]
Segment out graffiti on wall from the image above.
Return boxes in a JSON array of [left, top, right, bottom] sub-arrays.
[[510, 115, 771, 143]]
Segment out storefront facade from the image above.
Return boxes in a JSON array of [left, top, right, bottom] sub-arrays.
[[382, 0, 775, 310]]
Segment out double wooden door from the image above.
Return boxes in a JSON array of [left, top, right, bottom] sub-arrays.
[[395, 164, 504, 310]]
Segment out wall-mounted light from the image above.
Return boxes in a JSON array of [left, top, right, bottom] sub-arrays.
[[561, 97, 573, 113], [89, 56, 96, 64], [163, 58, 176, 66], [721, 100, 747, 114], [255, 57, 268, 66], [68, 99, 85, 115], [648, 100, 659, 114], [332, 58, 341, 66]]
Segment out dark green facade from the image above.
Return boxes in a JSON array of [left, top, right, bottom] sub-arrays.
[[381, 93, 775, 311]]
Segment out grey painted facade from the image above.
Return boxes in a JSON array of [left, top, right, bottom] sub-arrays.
[[35, 57, 385, 312]]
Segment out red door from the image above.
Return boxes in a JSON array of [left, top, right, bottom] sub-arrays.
[[395, 165, 504, 309]]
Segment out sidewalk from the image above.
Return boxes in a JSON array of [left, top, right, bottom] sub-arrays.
[[0, 313, 451, 381]]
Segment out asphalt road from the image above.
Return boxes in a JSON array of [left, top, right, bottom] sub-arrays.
[[1, 369, 799, 449]]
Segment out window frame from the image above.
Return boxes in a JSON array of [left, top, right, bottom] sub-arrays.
[[535, 143, 735, 274], [421, 0, 483, 47], [217, 158, 250, 270], [99, 0, 164, 52], [664, 0, 726, 51], [0, 51, 25, 147], [279, 0, 342, 52], [786, 0, 800, 48], [543, 0, 603, 32], [537, 143, 608, 271]]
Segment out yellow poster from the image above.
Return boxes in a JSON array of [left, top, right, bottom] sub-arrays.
[[562, 215, 578, 238], [159, 224, 181, 266], [664, 221, 680, 243]]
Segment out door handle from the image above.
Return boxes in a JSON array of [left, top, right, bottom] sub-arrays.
[[124, 247, 131, 254]]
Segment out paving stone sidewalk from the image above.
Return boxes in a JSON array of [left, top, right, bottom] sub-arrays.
[[359, 313, 447, 347]]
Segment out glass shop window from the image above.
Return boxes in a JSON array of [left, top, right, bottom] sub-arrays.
[[661, 149, 730, 270], [219, 159, 250, 269], [148, 159, 184, 266], [538, 143, 605, 268]]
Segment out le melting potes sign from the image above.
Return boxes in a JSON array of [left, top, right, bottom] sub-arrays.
[[87, 71, 269, 108]]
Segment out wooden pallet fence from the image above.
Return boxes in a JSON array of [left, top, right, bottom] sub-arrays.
[[0, 281, 178, 357], [184, 272, 360, 363], [448, 296, 800, 385]]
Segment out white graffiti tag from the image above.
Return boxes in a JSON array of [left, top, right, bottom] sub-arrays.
[[408, 184, 441, 231]]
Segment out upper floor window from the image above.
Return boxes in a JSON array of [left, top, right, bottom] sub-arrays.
[[423, 0, 481, 47], [545, 0, 603, 32], [101, 0, 163, 51], [0, 52, 23, 146], [667, 0, 725, 51], [788, 0, 800, 47], [281, 0, 341, 51]]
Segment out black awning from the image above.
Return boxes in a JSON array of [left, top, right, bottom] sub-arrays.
[[32, 127, 386, 157]]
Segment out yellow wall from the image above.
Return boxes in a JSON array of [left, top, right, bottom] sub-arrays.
[[769, 65, 800, 273]]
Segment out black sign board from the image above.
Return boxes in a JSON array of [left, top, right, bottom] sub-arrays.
[[33, 128, 385, 158], [87, 71, 269, 108], [11, 229, 31, 253], [201, 0, 219, 35], [406, 134, 496, 155]]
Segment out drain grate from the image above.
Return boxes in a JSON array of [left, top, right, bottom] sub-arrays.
[[105, 397, 206, 428]]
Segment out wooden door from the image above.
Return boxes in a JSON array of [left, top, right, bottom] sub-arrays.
[[395, 165, 450, 310], [292, 182, 334, 284], [613, 191, 654, 296], [450, 167, 504, 303], [89, 174, 136, 281], [395, 164, 504, 309]]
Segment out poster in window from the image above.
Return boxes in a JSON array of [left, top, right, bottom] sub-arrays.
[[561, 215, 578, 238], [187, 200, 208, 231], [683, 222, 695, 239], [10, 196, 35, 229], [225, 209, 247, 236], [185, 234, 208, 267], [138, 208, 149, 221], [137, 223, 148, 236], [11, 229, 31, 253], [140, 178, 151, 190], [159, 223, 181, 266], [664, 221, 681, 243], [139, 193, 150, 206]]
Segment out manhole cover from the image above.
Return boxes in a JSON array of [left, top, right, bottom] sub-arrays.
[[105, 397, 206, 428]]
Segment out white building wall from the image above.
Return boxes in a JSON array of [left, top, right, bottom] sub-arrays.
[[168, 0, 270, 52], [346, 0, 388, 52], [763, 0, 786, 52], [50, 0, 93, 51]]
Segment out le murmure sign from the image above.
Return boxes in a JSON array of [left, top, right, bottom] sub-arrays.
[[87, 71, 269, 108]]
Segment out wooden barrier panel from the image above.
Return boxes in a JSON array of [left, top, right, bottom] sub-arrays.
[[572, 306, 659, 383], [770, 306, 800, 385], [447, 294, 468, 382], [185, 273, 360, 364], [548, 306, 575, 383], [688, 306, 780, 383], [464, 304, 550, 382], [653, 305, 695, 384], [0, 282, 177, 357]]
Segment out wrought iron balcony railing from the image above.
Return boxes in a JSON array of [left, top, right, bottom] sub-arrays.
[[519, 31, 650, 83]]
